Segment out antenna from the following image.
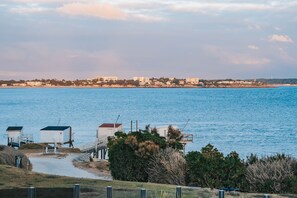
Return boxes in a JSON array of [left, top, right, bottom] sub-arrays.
[[181, 119, 190, 133], [57, 118, 61, 126]]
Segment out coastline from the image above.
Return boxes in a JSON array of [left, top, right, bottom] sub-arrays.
[[0, 85, 279, 89]]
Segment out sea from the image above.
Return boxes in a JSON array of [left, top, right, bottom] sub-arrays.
[[1, 87, 297, 158]]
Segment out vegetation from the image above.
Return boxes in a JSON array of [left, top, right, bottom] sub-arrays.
[[108, 126, 183, 182], [0, 165, 221, 198], [147, 148, 186, 185], [186, 144, 246, 189], [0, 146, 31, 170], [246, 154, 297, 193], [257, 78, 297, 84]]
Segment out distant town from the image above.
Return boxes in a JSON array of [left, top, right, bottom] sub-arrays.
[[1, 77, 296, 88]]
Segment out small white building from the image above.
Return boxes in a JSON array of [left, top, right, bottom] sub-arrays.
[[154, 125, 178, 138], [6, 126, 23, 145], [97, 123, 123, 142], [40, 126, 72, 146], [133, 77, 150, 84], [186, 77, 199, 85]]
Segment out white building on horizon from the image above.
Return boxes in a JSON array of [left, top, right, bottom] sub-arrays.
[[97, 76, 118, 82], [133, 77, 150, 83], [186, 77, 199, 85]]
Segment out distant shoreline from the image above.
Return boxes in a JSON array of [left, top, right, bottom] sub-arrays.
[[0, 85, 281, 89]]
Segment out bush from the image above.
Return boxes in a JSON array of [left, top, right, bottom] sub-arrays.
[[186, 144, 246, 189], [0, 145, 31, 170], [246, 154, 297, 193], [108, 131, 167, 182], [147, 147, 186, 185]]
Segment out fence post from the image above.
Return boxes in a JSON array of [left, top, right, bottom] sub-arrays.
[[218, 190, 224, 198], [140, 188, 147, 198], [263, 195, 270, 198], [176, 186, 182, 198], [107, 186, 112, 198], [28, 186, 36, 198], [73, 184, 80, 198]]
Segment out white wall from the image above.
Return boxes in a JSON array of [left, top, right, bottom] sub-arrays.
[[97, 125, 122, 142], [156, 125, 178, 138], [40, 131, 62, 143], [7, 131, 22, 142]]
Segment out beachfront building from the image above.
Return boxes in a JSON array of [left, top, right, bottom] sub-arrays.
[[95, 123, 123, 160], [154, 125, 178, 138], [97, 123, 123, 142], [40, 126, 73, 147], [186, 77, 199, 85], [6, 126, 23, 147]]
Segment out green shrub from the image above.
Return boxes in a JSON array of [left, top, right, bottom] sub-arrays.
[[108, 131, 167, 182], [108, 126, 184, 182], [186, 144, 246, 189]]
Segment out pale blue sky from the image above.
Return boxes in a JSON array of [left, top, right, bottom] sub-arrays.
[[0, 0, 296, 79]]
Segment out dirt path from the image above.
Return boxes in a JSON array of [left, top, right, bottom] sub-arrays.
[[29, 153, 111, 180]]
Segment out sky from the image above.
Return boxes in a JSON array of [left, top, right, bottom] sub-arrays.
[[0, 0, 297, 80]]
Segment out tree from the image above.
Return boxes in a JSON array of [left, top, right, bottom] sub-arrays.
[[186, 144, 246, 189], [108, 131, 166, 182], [167, 125, 183, 150], [108, 126, 185, 182]]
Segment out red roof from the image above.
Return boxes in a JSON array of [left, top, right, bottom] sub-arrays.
[[99, 123, 122, 128]]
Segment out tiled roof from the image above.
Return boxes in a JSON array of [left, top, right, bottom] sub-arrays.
[[41, 126, 70, 131], [99, 123, 122, 128], [6, 126, 23, 131]]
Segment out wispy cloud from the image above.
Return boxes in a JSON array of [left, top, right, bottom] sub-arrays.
[[248, 45, 260, 50], [57, 3, 127, 20], [170, 2, 272, 13], [10, 6, 48, 14], [269, 34, 294, 43], [230, 56, 270, 65]]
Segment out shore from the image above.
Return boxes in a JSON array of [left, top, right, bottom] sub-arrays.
[[0, 84, 278, 89]]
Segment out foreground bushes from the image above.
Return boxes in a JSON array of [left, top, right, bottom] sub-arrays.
[[108, 129, 297, 194], [108, 127, 183, 182], [246, 154, 297, 193], [0, 145, 31, 169], [147, 147, 186, 185], [186, 144, 246, 189]]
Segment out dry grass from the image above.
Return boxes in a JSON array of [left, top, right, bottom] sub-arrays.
[[1, 165, 296, 198], [0, 146, 31, 170]]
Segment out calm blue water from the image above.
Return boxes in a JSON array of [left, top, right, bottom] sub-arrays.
[[1, 87, 297, 158]]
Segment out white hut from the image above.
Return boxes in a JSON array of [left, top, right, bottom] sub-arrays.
[[6, 126, 23, 146], [97, 123, 122, 142], [40, 126, 72, 146], [155, 125, 178, 138]]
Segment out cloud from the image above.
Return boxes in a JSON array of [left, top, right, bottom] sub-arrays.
[[230, 56, 270, 65], [170, 2, 273, 13], [269, 34, 294, 43], [57, 3, 128, 20], [131, 14, 167, 22], [10, 6, 48, 14], [206, 46, 270, 66], [248, 45, 259, 50]]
